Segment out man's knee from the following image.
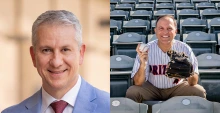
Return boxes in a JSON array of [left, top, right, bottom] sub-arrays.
[[126, 85, 140, 97], [191, 85, 206, 98]]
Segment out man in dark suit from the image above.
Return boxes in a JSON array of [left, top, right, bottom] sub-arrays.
[[2, 10, 109, 113]]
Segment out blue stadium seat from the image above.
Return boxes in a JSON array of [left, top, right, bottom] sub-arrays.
[[115, 3, 134, 11], [112, 32, 146, 58], [153, 9, 175, 20], [110, 10, 129, 23], [180, 18, 207, 36], [191, 0, 209, 4], [135, 3, 154, 11], [130, 10, 152, 20], [177, 9, 199, 29], [200, 9, 220, 20], [156, 0, 173, 4], [183, 31, 216, 56], [152, 96, 220, 113], [175, 2, 194, 10], [121, 0, 138, 5], [123, 19, 150, 35], [111, 98, 148, 113], [110, 55, 135, 97], [155, 3, 174, 10], [110, 19, 122, 36], [138, 0, 154, 4], [207, 17, 220, 34], [196, 2, 215, 11], [110, 0, 120, 5], [197, 53, 220, 102]]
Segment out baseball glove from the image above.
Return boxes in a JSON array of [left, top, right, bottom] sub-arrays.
[[165, 50, 193, 78]]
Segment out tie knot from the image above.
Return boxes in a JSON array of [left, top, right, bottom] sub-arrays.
[[50, 100, 68, 113]]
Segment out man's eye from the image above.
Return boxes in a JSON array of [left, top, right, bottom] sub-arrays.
[[42, 49, 51, 53], [168, 28, 173, 31], [62, 48, 70, 52]]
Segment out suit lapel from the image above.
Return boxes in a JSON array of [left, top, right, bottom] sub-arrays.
[[73, 78, 97, 113], [24, 89, 42, 113]]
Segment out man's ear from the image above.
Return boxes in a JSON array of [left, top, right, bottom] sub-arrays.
[[30, 46, 36, 67], [79, 44, 86, 65]]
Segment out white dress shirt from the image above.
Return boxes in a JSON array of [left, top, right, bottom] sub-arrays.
[[41, 75, 81, 113]]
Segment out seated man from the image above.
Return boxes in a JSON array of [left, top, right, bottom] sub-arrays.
[[126, 15, 206, 103]]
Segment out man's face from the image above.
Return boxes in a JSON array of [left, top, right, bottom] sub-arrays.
[[30, 24, 85, 92], [154, 17, 177, 45]]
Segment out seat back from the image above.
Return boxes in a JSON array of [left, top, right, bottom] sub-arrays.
[[152, 96, 220, 113], [110, 55, 135, 97], [111, 98, 148, 113]]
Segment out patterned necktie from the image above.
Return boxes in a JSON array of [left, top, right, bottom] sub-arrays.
[[50, 100, 68, 113]]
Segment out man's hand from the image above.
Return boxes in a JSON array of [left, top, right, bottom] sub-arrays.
[[133, 44, 149, 86], [136, 44, 149, 66]]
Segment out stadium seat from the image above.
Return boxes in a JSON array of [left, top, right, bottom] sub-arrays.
[[138, 0, 154, 4], [111, 98, 148, 113], [197, 53, 220, 102], [110, 0, 120, 5], [135, 3, 154, 11], [155, 3, 174, 10], [112, 32, 146, 58], [175, 2, 194, 10], [147, 34, 180, 42], [121, 0, 138, 5], [110, 10, 129, 23], [111, 4, 116, 11], [177, 9, 199, 29], [110, 19, 122, 36], [174, 0, 191, 4], [110, 55, 135, 97], [130, 10, 152, 20], [210, 0, 220, 3], [156, 0, 172, 4], [183, 31, 216, 56], [191, 0, 209, 4], [123, 19, 150, 35], [180, 18, 207, 36], [200, 9, 220, 20], [207, 17, 220, 34], [216, 3, 220, 10], [153, 9, 175, 20], [196, 2, 215, 11], [115, 3, 134, 11], [152, 96, 220, 113]]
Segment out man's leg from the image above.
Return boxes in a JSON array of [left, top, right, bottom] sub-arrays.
[[168, 81, 206, 98], [126, 81, 162, 103]]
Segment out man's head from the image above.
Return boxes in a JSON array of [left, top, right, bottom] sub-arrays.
[[30, 10, 85, 98], [32, 10, 82, 48], [154, 15, 177, 45]]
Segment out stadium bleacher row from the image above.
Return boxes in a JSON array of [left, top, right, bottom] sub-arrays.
[[110, 0, 220, 112]]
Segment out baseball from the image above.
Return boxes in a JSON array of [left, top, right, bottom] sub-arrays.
[[139, 44, 148, 52]]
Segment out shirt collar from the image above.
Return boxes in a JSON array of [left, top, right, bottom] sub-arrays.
[[41, 75, 82, 112]]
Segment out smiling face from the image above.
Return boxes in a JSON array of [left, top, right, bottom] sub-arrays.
[[30, 24, 85, 94], [154, 16, 177, 45]]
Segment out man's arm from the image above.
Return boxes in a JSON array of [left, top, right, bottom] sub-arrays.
[[187, 73, 199, 86], [133, 44, 148, 86], [133, 62, 146, 86]]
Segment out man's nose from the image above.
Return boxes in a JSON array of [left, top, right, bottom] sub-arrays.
[[50, 52, 63, 68]]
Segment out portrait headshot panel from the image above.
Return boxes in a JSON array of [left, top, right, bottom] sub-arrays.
[[0, 0, 109, 112]]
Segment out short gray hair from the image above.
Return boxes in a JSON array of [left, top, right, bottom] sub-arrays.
[[32, 10, 82, 48]]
